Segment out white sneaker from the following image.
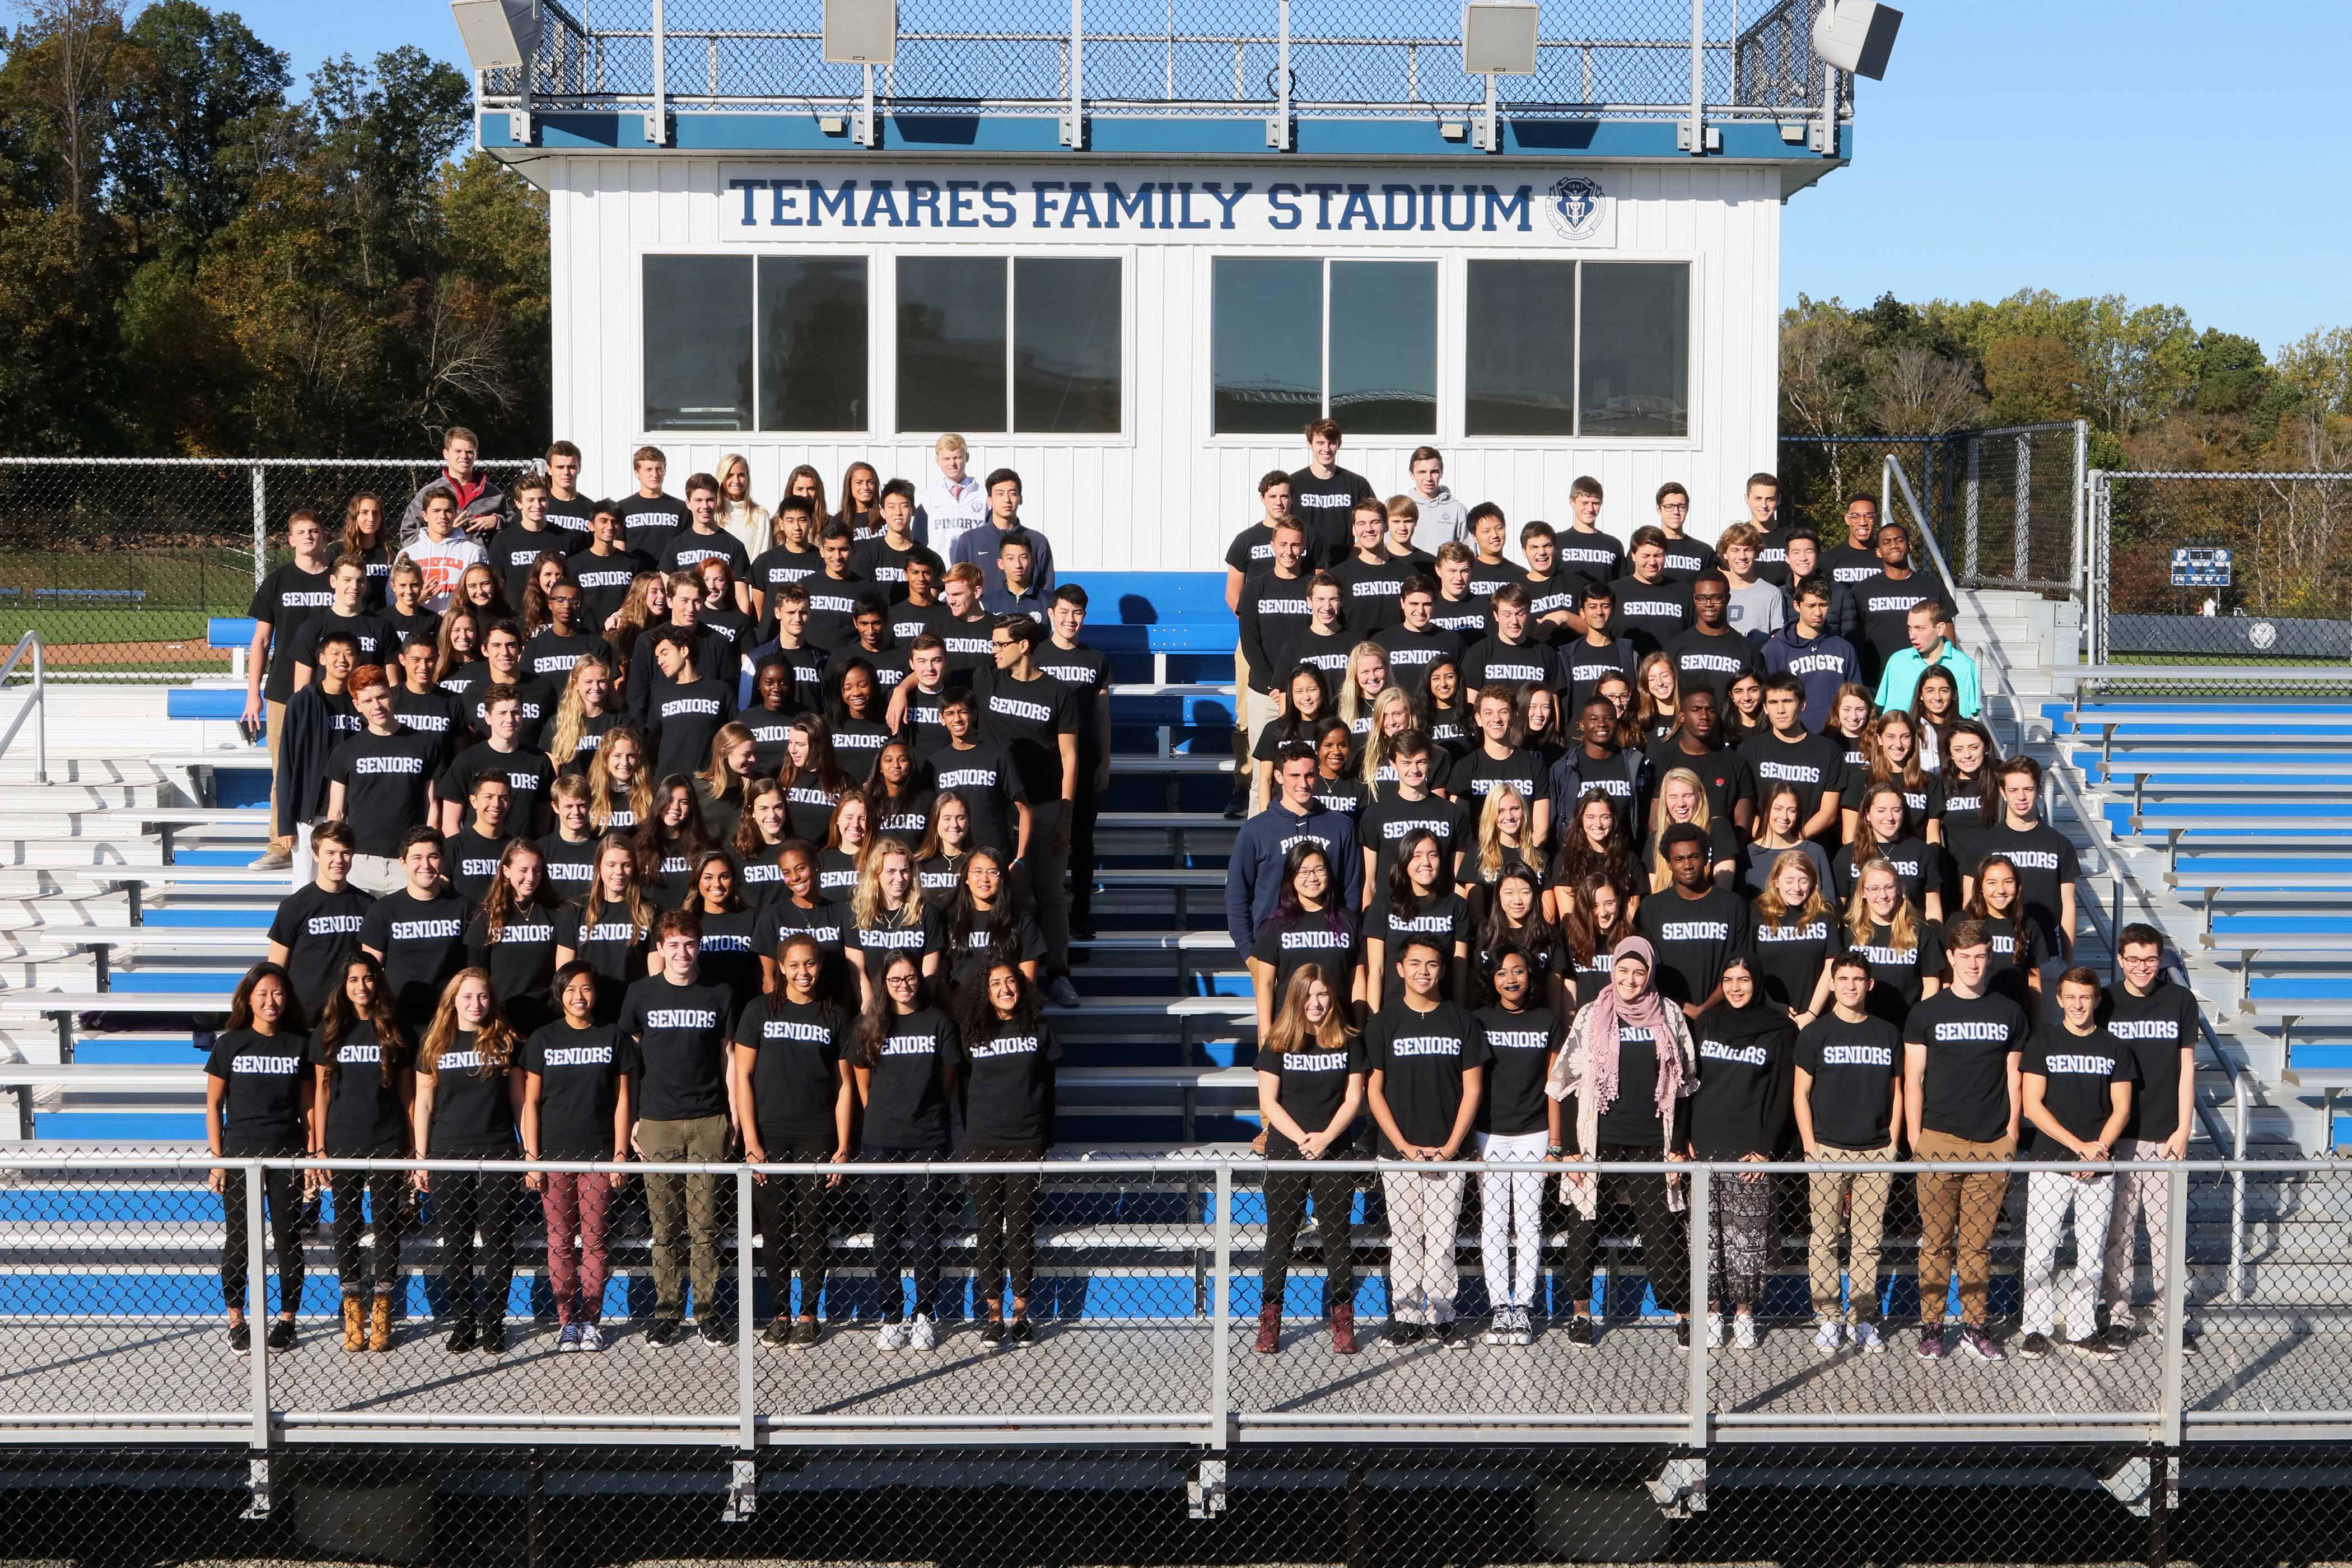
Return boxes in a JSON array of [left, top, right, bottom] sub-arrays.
[[578, 1322, 606, 1353], [248, 848, 292, 871], [1704, 1311, 1725, 1348], [1814, 1319, 1844, 1355], [1511, 1308, 1534, 1346], [878, 1319, 909, 1351], [1733, 1313, 1758, 1351], [908, 1314, 936, 1350], [1851, 1319, 1886, 1354]]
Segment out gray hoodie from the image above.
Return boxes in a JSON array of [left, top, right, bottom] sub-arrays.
[[1411, 483, 1470, 547]]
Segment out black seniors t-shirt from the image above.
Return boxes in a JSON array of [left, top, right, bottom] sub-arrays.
[[1794, 1012, 1902, 1150], [1740, 730, 1847, 828], [1646, 740, 1757, 830], [1261, 1031, 1368, 1141], [1252, 908, 1360, 1003], [487, 522, 566, 605], [694, 907, 764, 1015], [973, 666, 1080, 801], [290, 608, 398, 673], [539, 832, 596, 903], [1593, 1020, 1668, 1147], [618, 975, 732, 1122], [1853, 917, 1945, 1024], [946, 909, 1049, 993], [251, 561, 335, 703], [846, 904, 946, 974], [734, 995, 848, 1147], [1371, 623, 1465, 694], [463, 903, 561, 1029], [324, 727, 441, 857], [960, 1019, 1061, 1148], [423, 1032, 517, 1155], [1446, 745, 1546, 811], [1967, 820, 2080, 952], [205, 1027, 309, 1148], [2027, 1026, 2138, 1151], [1554, 529, 1626, 594], [2105, 980, 2199, 1143], [754, 898, 855, 1003], [1905, 988, 2031, 1142], [446, 828, 507, 906], [1359, 793, 1463, 884], [359, 887, 469, 1024], [522, 630, 613, 687], [1832, 835, 1936, 911], [438, 741, 555, 839], [309, 1021, 409, 1155], [268, 881, 375, 1020], [1665, 624, 1761, 711], [1366, 998, 1490, 1155], [1473, 1004, 1562, 1138], [1603, 576, 1692, 659], [1749, 911, 1833, 1014], [927, 741, 1027, 857], [572, 547, 654, 632], [1367, 890, 1469, 972], [1688, 1006, 1794, 1159], [861, 1006, 958, 1150], [648, 675, 735, 782], [560, 904, 647, 1014], [520, 1021, 633, 1160], [1634, 884, 1753, 1008]]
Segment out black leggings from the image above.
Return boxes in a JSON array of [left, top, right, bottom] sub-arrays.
[[865, 1146, 943, 1323], [754, 1138, 832, 1318], [967, 1144, 1042, 1312], [433, 1165, 519, 1326], [1557, 1143, 1691, 1316], [329, 1169, 408, 1294], [1261, 1136, 1356, 1313], [220, 1156, 305, 1314]]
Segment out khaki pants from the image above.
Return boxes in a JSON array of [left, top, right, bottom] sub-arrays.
[[1914, 1129, 2014, 1328], [1243, 687, 1281, 813], [263, 697, 289, 851], [2103, 1139, 2173, 1319], [636, 1113, 731, 1320], [349, 853, 407, 895], [1807, 1142, 1896, 1323]]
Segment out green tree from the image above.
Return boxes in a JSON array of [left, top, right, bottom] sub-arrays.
[[111, 1, 288, 264], [1982, 334, 2083, 426]]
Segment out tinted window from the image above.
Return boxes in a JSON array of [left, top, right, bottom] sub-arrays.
[[1013, 258, 1121, 433], [1579, 263, 1690, 438], [1211, 258, 1321, 435], [1328, 262, 1436, 435], [757, 256, 869, 432], [643, 256, 752, 431], [898, 257, 1007, 433], [1464, 260, 1576, 437]]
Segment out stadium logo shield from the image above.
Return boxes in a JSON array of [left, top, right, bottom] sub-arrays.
[[1547, 176, 1607, 241]]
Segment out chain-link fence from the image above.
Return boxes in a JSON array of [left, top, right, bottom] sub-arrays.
[[0, 459, 530, 679], [2091, 469, 2352, 664], [501, 0, 1842, 123], [2, 1148, 2347, 1560], [1778, 422, 2087, 596]]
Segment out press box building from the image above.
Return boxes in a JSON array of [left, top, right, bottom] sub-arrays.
[[461, 1, 1858, 566]]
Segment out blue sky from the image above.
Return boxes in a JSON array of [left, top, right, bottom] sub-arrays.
[[198, 0, 2349, 353]]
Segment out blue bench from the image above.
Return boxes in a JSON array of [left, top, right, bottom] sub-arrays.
[[35, 587, 146, 606], [208, 617, 256, 649], [164, 688, 253, 721]]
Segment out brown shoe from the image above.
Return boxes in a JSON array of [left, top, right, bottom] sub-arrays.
[[341, 1292, 365, 1352], [367, 1294, 394, 1352], [1331, 1305, 1359, 1356], [1254, 1302, 1281, 1355]]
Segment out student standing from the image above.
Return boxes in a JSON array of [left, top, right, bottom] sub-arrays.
[[948, 469, 1056, 599], [2102, 924, 2201, 1350], [1238, 520, 1315, 799], [1473, 946, 1565, 1345], [1793, 954, 1903, 1352], [617, 445, 692, 558], [1633, 824, 1752, 1014], [1740, 674, 1847, 844], [731, 935, 855, 1347], [914, 433, 987, 556], [1366, 937, 1489, 1347], [520, 964, 633, 1351], [268, 821, 376, 1019], [959, 962, 1061, 1347], [1850, 524, 1957, 680], [1547, 936, 1696, 1346], [1287, 418, 1374, 567], [855, 954, 959, 1351], [307, 954, 412, 1353], [1555, 476, 1626, 595], [1760, 578, 1862, 734], [1963, 755, 2080, 967], [1228, 746, 1365, 949], [205, 963, 314, 1352], [1903, 918, 2030, 1362], [326, 668, 444, 890], [2018, 968, 2135, 1360], [974, 617, 1083, 1007], [244, 510, 337, 869], [411, 969, 525, 1354], [1448, 687, 1552, 850], [845, 839, 945, 1009], [1664, 573, 1761, 712], [1606, 530, 1694, 661], [1248, 843, 1363, 1043], [464, 841, 562, 1033], [1364, 830, 1471, 1011], [1333, 498, 1415, 640], [620, 910, 739, 1345], [1038, 585, 1114, 941], [400, 487, 491, 615], [1689, 956, 1794, 1350], [291, 556, 397, 688], [358, 827, 470, 1036], [1254, 968, 1367, 1355], [1875, 601, 1983, 717], [1546, 694, 1649, 851]]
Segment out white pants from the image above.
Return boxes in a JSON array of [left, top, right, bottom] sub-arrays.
[[1381, 1164, 1467, 1324], [2103, 1140, 2173, 1319], [348, 853, 408, 895], [1477, 1130, 1548, 1312], [2023, 1168, 2114, 1339]]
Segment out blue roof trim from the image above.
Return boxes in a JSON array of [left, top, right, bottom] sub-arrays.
[[496, 109, 1850, 165]]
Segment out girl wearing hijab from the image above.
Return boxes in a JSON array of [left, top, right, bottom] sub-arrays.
[[1687, 955, 1796, 1350], [1545, 936, 1698, 1347]]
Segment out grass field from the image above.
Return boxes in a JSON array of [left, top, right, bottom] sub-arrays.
[[0, 548, 249, 674]]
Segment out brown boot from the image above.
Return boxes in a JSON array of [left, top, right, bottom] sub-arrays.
[[341, 1292, 365, 1352], [1331, 1305, 1359, 1356], [1254, 1301, 1281, 1355], [367, 1294, 393, 1352]]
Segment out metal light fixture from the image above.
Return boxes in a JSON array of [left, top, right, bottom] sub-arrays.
[[449, 0, 539, 71], [1462, 1, 1540, 75], [1810, 0, 1902, 81], [823, 0, 898, 66]]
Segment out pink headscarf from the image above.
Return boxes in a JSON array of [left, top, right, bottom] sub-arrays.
[[1579, 935, 1683, 1124]]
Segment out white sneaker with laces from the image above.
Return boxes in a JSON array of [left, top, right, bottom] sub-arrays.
[[908, 1314, 937, 1350], [878, 1319, 910, 1351], [1511, 1308, 1534, 1346], [1814, 1318, 1844, 1355], [1851, 1319, 1886, 1353], [1704, 1312, 1725, 1348], [1733, 1313, 1758, 1351], [578, 1322, 607, 1352]]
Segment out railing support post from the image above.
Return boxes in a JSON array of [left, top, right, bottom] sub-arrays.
[[250, 466, 267, 591], [1684, 1165, 1709, 1450], [1685, 0, 1706, 155], [1209, 1161, 1231, 1448], [1266, 0, 1291, 150], [736, 1167, 757, 1453], [1060, 0, 1085, 148], [2229, 1081, 2248, 1302], [2157, 1164, 2190, 1449], [242, 1158, 272, 1519], [647, 0, 668, 143]]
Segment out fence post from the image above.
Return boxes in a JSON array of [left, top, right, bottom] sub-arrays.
[[245, 1160, 269, 1450], [1209, 1161, 1231, 1448], [1686, 0, 1706, 156], [2014, 434, 2032, 584], [1684, 1165, 1709, 1450], [1964, 439, 1981, 583], [1267, 0, 1291, 150], [1060, 0, 1085, 148], [2157, 1163, 2190, 1449], [647, 0, 668, 144], [249, 466, 267, 590], [2091, 473, 2111, 664], [736, 1167, 756, 1451], [2071, 419, 2090, 617]]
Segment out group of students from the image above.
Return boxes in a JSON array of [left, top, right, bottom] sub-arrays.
[[209, 432, 1127, 1355], [1219, 422, 2196, 1360]]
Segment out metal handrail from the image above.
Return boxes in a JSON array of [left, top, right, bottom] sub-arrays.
[[0, 630, 46, 784]]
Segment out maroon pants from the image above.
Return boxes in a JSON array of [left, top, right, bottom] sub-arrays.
[[541, 1172, 617, 1324]]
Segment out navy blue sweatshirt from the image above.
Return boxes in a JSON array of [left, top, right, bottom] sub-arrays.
[[1225, 800, 1364, 952]]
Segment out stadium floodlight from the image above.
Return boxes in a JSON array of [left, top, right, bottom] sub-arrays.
[[450, 0, 539, 71], [1462, 2, 1541, 76], [1809, 0, 1902, 81], [824, 0, 898, 66]]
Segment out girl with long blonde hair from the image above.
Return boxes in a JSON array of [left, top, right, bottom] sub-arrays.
[[546, 655, 618, 773], [586, 725, 655, 835]]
